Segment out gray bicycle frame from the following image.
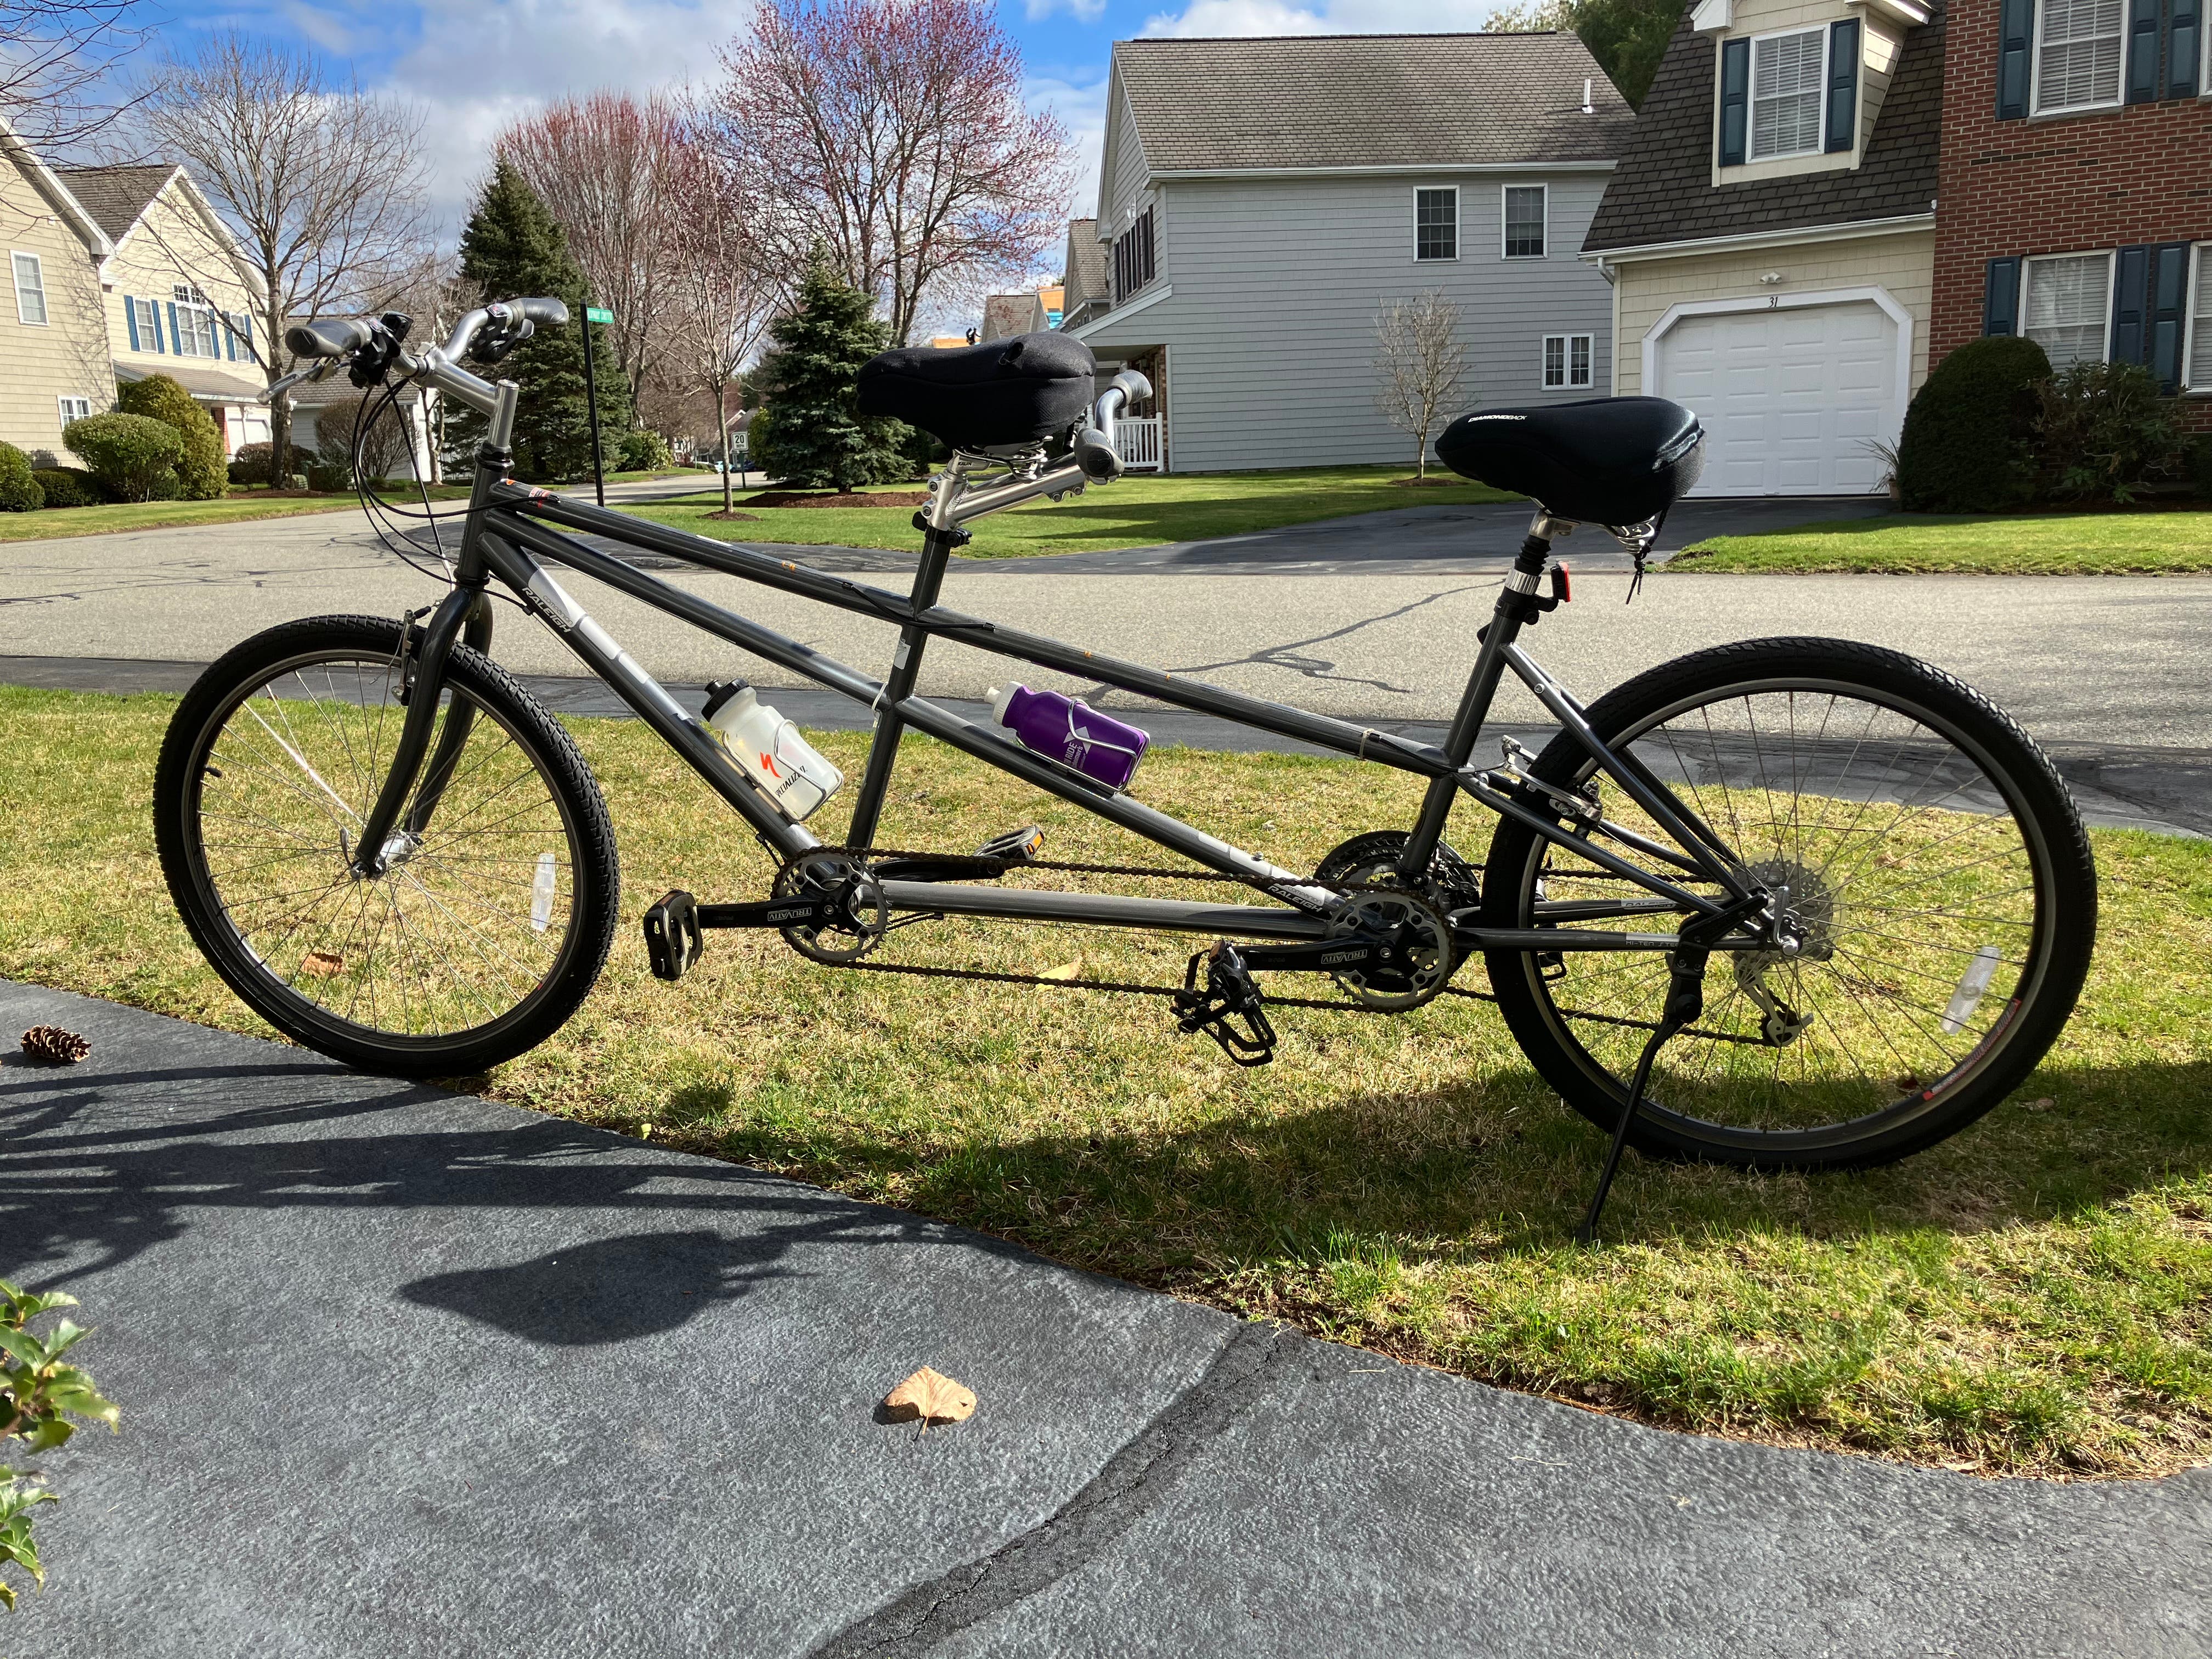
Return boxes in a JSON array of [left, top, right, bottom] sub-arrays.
[[336, 313, 1761, 960]]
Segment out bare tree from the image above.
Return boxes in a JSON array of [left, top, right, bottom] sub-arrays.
[[712, 0, 1071, 346], [659, 128, 774, 515], [0, 0, 148, 143], [1374, 290, 1469, 481], [497, 90, 685, 414], [141, 32, 428, 483]]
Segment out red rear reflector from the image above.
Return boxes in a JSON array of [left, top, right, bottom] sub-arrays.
[[1555, 563, 1572, 603]]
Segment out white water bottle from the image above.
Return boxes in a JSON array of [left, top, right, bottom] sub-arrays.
[[702, 679, 844, 821]]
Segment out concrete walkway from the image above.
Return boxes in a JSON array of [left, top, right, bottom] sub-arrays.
[[2, 981, 2206, 1657]]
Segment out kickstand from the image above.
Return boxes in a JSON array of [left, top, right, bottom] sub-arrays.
[[1575, 887, 1770, 1245]]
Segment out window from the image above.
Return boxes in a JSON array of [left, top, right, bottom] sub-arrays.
[[1751, 29, 1827, 159], [129, 296, 162, 351], [1502, 187, 1546, 258], [2023, 252, 2113, 368], [1415, 188, 1458, 262], [2188, 244, 2212, 389], [2032, 0, 2124, 111], [172, 284, 219, 358], [1542, 334, 1593, 390], [1112, 208, 1155, 303], [58, 396, 92, 424], [11, 252, 46, 325]]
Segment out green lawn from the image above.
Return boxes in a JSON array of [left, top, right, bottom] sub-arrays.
[[0, 485, 479, 543], [629, 465, 1519, 558], [2, 685, 2207, 1478], [1671, 508, 2212, 574]]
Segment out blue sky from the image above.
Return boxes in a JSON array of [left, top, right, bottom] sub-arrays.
[[120, 0, 1502, 225]]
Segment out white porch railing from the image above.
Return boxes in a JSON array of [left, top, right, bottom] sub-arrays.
[[1115, 414, 1163, 471]]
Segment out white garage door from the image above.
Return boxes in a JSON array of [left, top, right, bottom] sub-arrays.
[[1652, 299, 1902, 496]]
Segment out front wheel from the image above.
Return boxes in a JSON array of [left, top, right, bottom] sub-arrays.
[[1481, 637, 2097, 1171], [154, 615, 620, 1076]]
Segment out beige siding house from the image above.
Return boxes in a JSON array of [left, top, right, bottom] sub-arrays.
[[0, 118, 114, 461], [57, 163, 270, 458], [1580, 0, 1942, 496]]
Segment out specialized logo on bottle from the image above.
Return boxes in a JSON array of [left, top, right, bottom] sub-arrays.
[[759, 752, 782, 778]]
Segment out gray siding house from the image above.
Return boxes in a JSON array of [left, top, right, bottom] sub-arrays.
[[1070, 32, 1637, 473]]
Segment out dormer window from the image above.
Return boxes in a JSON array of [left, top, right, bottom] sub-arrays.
[[1752, 30, 1826, 157]]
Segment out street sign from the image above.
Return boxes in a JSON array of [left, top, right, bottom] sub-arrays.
[[586, 306, 614, 325]]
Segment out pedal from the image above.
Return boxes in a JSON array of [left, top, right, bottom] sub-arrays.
[[643, 889, 704, 981], [1171, 941, 1277, 1068], [977, 824, 1045, 864]]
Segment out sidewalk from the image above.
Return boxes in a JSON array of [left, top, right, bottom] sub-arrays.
[[2, 980, 2205, 1657]]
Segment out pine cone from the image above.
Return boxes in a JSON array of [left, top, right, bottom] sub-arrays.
[[20, 1025, 91, 1065]]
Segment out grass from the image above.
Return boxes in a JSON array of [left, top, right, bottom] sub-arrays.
[[627, 465, 1519, 558], [1671, 507, 2212, 575], [0, 484, 478, 543], [2, 684, 2207, 1479]]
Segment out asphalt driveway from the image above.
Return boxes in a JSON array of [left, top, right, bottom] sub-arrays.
[[2, 981, 2207, 1657]]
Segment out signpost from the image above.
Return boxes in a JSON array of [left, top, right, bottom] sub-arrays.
[[583, 304, 614, 506]]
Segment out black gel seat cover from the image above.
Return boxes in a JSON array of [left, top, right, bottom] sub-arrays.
[[1434, 396, 1704, 526], [857, 331, 1097, 451]]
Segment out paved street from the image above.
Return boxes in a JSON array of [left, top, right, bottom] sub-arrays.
[[5, 496, 2211, 832], [4, 980, 2208, 1658]]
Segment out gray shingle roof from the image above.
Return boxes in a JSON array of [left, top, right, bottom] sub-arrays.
[[1063, 218, 1107, 307], [54, 163, 177, 241], [1113, 32, 1635, 173], [1581, 3, 1944, 255]]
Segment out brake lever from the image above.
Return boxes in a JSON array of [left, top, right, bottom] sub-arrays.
[[258, 359, 343, 403]]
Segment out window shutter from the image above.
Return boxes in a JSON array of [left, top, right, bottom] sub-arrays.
[[1719, 37, 1750, 166], [1984, 258, 2023, 335], [1997, 0, 2033, 119], [167, 300, 181, 355], [238, 313, 255, 362], [149, 301, 165, 353], [2127, 0, 2163, 101], [123, 295, 140, 350], [2150, 241, 2188, 390], [2171, 0, 2202, 96], [1826, 19, 1860, 152], [222, 318, 234, 360], [2111, 245, 2149, 364]]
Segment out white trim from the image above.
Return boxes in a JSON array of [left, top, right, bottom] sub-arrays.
[[2021, 249, 2115, 369], [1690, 0, 1733, 35], [1748, 25, 1830, 162], [0, 115, 113, 260], [10, 250, 47, 326], [1847, 0, 1931, 25], [2029, 0, 2126, 117], [1415, 184, 1459, 263], [1582, 212, 1934, 264], [1502, 182, 1548, 259], [1541, 332, 1595, 390], [1146, 161, 1618, 181], [1641, 286, 1916, 467], [2185, 241, 2211, 391], [1069, 283, 1175, 340]]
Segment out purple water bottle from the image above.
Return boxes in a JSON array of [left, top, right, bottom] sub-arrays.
[[991, 684, 1150, 791]]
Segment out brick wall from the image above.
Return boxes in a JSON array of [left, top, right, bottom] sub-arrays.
[[1933, 0, 2212, 424]]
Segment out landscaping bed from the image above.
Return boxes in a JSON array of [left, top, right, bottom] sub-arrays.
[[2, 684, 2205, 1478]]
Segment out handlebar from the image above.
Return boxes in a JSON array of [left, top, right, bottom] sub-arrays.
[[285, 317, 377, 359], [1074, 369, 1153, 482]]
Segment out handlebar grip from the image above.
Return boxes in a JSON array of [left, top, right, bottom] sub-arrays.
[[285, 317, 376, 359], [1072, 427, 1123, 483], [509, 297, 570, 328]]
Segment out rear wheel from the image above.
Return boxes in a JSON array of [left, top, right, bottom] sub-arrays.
[[154, 615, 620, 1076], [1481, 638, 2096, 1170]]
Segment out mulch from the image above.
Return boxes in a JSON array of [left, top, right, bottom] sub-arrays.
[[743, 490, 931, 509]]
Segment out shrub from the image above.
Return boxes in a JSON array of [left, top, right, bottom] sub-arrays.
[[1895, 336, 2050, 512], [0, 443, 41, 512], [115, 374, 227, 500], [30, 467, 100, 508], [1, 1278, 120, 1612], [304, 435, 354, 493], [2032, 360, 2193, 504], [64, 413, 183, 501], [616, 427, 673, 471], [227, 441, 273, 487], [2191, 435, 2212, 501]]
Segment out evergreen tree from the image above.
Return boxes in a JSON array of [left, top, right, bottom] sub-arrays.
[[749, 249, 910, 490], [453, 160, 632, 482]]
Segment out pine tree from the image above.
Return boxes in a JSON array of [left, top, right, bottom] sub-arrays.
[[452, 160, 632, 483], [749, 249, 910, 491]]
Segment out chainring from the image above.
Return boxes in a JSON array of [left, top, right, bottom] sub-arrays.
[[1324, 884, 1456, 1012], [772, 851, 889, 965]]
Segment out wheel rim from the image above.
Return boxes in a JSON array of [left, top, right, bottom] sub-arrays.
[[1507, 676, 2057, 1150], [182, 650, 588, 1051]]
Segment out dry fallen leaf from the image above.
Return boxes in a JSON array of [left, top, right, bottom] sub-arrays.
[[1037, 962, 1082, 981], [883, 1366, 975, 1427], [300, 950, 345, 978]]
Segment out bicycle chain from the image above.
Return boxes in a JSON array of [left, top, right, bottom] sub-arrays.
[[786, 844, 1766, 1043]]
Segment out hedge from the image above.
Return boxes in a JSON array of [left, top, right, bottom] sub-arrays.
[[1895, 335, 2050, 513]]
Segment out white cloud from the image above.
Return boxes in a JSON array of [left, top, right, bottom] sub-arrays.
[[1024, 0, 1107, 19], [381, 0, 744, 219], [1142, 0, 1519, 35], [1029, 69, 1109, 220]]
